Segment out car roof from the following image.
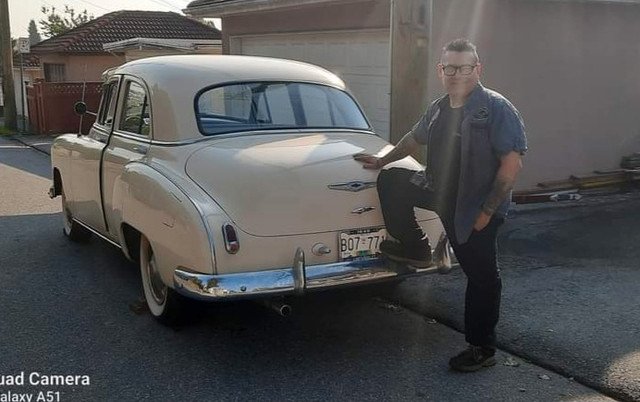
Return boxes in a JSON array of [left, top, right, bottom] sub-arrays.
[[111, 55, 350, 142], [114, 54, 347, 90]]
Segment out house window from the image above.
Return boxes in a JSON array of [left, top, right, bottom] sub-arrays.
[[43, 63, 66, 82], [119, 81, 150, 136]]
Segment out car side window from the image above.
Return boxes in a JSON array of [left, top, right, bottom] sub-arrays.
[[104, 82, 119, 127], [97, 81, 118, 127], [119, 81, 150, 136]]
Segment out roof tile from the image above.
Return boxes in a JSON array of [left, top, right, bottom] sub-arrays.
[[31, 11, 221, 54]]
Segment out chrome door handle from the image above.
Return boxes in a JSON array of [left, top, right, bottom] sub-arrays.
[[133, 145, 149, 154]]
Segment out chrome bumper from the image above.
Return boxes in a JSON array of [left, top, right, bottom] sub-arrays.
[[174, 233, 454, 301]]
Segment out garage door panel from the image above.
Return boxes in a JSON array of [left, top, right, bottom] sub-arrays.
[[238, 32, 390, 140]]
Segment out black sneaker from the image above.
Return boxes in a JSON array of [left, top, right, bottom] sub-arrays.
[[379, 240, 432, 268], [449, 345, 496, 372]]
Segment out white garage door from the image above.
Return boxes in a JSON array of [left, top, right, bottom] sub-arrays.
[[235, 31, 390, 140]]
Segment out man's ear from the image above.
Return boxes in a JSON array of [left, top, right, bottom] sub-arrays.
[[437, 63, 443, 79], [476, 62, 483, 76]]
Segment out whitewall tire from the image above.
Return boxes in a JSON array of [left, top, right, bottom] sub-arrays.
[[140, 234, 185, 325]]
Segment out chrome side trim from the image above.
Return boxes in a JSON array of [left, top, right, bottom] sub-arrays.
[[173, 233, 454, 301], [72, 218, 122, 249]]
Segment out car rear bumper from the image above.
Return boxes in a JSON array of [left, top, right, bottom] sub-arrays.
[[174, 233, 454, 301]]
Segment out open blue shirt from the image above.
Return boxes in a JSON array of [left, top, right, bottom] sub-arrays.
[[410, 83, 527, 244]]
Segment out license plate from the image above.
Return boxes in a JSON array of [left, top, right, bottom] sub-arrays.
[[339, 227, 387, 260]]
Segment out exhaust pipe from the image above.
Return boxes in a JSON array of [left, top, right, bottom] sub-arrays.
[[258, 299, 292, 317]]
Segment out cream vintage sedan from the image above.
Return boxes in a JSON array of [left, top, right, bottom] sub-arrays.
[[49, 55, 452, 325]]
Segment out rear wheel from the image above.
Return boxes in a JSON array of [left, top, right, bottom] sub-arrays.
[[60, 184, 91, 242], [140, 234, 186, 325]]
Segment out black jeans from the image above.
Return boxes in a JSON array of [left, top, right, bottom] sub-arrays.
[[377, 168, 503, 348]]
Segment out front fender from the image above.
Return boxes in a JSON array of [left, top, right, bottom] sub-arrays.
[[50, 134, 76, 198], [113, 162, 221, 287]]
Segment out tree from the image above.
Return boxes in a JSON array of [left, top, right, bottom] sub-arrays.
[[39, 6, 93, 38], [28, 20, 42, 45]]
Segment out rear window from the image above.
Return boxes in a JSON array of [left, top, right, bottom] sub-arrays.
[[196, 82, 370, 136]]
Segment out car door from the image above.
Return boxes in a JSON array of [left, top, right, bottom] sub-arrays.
[[101, 77, 152, 241], [67, 77, 120, 234]]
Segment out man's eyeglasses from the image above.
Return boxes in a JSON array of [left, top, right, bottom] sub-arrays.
[[441, 64, 477, 76]]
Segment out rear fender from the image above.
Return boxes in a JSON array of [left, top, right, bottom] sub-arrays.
[[113, 162, 222, 287]]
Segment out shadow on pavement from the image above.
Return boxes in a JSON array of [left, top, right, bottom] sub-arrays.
[[0, 212, 614, 402]]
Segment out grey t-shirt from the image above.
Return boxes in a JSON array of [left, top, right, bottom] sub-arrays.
[[409, 84, 527, 243]]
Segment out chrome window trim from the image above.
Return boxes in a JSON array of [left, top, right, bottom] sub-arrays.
[[114, 76, 153, 139], [111, 130, 152, 144], [96, 77, 121, 127]]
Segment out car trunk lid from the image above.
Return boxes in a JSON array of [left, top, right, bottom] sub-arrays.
[[185, 132, 436, 236]]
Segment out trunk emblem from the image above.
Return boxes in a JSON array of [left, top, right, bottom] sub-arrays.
[[328, 181, 376, 192], [351, 206, 376, 214]]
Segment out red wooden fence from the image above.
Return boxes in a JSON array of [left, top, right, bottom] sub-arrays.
[[27, 82, 103, 135]]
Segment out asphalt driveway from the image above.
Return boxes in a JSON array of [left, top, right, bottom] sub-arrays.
[[388, 191, 640, 401]]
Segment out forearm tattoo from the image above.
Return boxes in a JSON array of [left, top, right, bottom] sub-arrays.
[[482, 174, 516, 215]]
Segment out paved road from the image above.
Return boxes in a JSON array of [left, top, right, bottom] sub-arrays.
[[0, 136, 618, 402], [389, 194, 640, 401]]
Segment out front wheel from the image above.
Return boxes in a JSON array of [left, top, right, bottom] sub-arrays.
[[140, 234, 186, 325], [61, 184, 91, 242]]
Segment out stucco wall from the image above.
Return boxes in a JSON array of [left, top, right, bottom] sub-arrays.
[[429, 0, 640, 189], [390, 0, 430, 144], [38, 54, 125, 82]]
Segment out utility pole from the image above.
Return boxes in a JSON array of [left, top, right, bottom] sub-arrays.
[[0, 0, 18, 129]]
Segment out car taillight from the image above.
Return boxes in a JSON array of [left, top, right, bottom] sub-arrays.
[[222, 223, 240, 254]]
